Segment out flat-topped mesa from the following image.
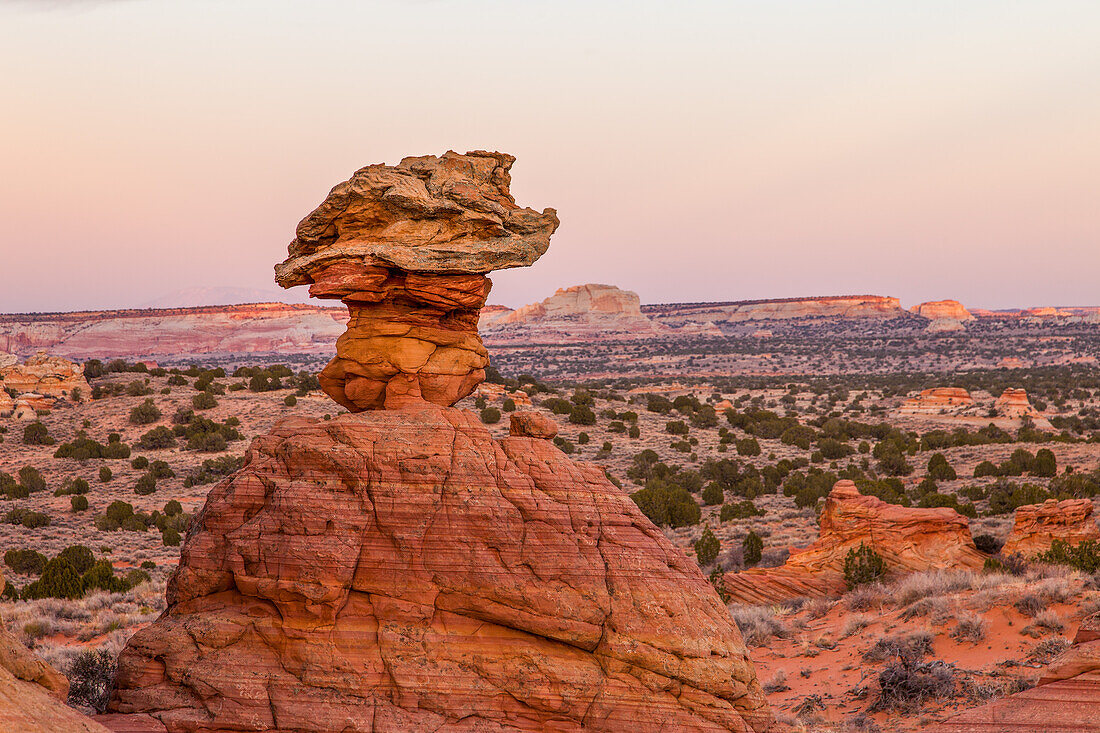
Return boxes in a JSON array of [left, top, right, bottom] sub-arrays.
[[275, 151, 559, 410]]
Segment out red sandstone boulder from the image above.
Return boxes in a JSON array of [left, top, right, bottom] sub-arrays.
[[110, 407, 772, 732], [722, 481, 985, 605], [508, 411, 558, 439], [898, 387, 974, 415], [1001, 498, 1100, 557], [0, 351, 90, 399]]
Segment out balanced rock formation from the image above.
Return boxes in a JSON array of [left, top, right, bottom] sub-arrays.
[[933, 611, 1100, 732], [274, 151, 558, 411], [898, 387, 974, 415], [0, 352, 89, 399], [1001, 499, 1100, 557], [910, 300, 974, 322], [496, 284, 644, 324], [110, 406, 771, 732], [110, 153, 771, 732], [722, 481, 985, 605]]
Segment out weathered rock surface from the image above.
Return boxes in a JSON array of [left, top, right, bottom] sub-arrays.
[[110, 407, 771, 732], [910, 300, 974, 322], [925, 318, 967, 333], [642, 295, 906, 326], [0, 385, 12, 418], [722, 481, 985, 605], [898, 387, 974, 415], [0, 352, 89, 399], [275, 151, 558, 411], [0, 583, 110, 733], [1001, 499, 1100, 557], [932, 612, 1100, 732], [508, 410, 558, 439], [994, 388, 1040, 418]]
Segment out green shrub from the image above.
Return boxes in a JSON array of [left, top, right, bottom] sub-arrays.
[[1033, 449, 1057, 478], [162, 528, 181, 546], [502, 398, 516, 412], [67, 649, 117, 712], [137, 426, 176, 450], [134, 474, 157, 496], [18, 466, 45, 493], [628, 425, 640, 439], [720, 501, 764, 521], [182, 455, 245, 487], [974, 460, 1000, 478], [23, 422, 55, 445], [164, 499, 183, 516], [742, 530, 763, 567], [4, 508, 51, 529], [4, 549, 47, 575], [148, 460, 174, 480], [80, 560, 128, 594], [736, 437, 761, 457], [129, 398, 162, 425], [701, 482, 725, 506], [479, 407, 502, 424], [57, 545, 96, 574], [569, 404, 596, 425], [99, 466, 113, 483], [192, 392, 218, 410], [844, 543, 886, 588], [630, 480, 701, 528], [55, 477, 90, 496], [927, 453, 957, 481], [1036, 539, 1100, 574], [666, 420, 689, 436], [987, 481, 1050, 515], [283, 395, 297, 407], [131, 456, 149, 470], [71, 495, 89, 512], [22, 558, 82, 600], [695, 528, 720, 565], [55, 434, 131, 460]]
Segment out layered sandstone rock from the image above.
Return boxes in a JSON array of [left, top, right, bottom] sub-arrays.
[[0, 584, 110, 732], [275, 151, 558, 411], [508, 410, 558, 439], [1001, 499, 1100, 557], [722, 481, 985, 605], [910, 300, 973, 322], [0, 352, 89, 399], [898, 387, 974, 415], [642, 295, 905, 326], [110, 407, 771, 732], [495, 284, 644, 324], [994, 388, 1040, 418], [0, 385, 12, 418], [933, 612, 1100, 732], [0, 304, 348, 360]]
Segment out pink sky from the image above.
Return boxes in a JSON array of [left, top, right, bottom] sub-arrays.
[[1, 0, 1098, 312]]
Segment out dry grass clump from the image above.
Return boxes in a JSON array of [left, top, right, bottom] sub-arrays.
[[845, 583, 887, 612], [893, 570, 977, 607], [841, 613, 871, 638], [900, 595, 952, 624], [1013, 593, 1046, 618], [863, 630, 934, 663], [950, 612, 988, 644], [762, 668, 790, 693], [729, 604, 791, 647], [1023, 610, 1065, 636], [1028, 636, 1072, 664]]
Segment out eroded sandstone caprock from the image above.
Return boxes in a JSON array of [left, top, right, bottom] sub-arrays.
[[275, 150, 559, 411]]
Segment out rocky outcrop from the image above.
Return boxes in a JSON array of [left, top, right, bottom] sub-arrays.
[[642, 295, 905, 326], [0, 352, 89, 399], [0, 386, 12, 418], [910, 300, 973, 322], [110, 151, 771, 732], [0, 576, 110, 732], [110, 407, 771, 732], [496, 284, 644, 324], [0, 303, 348, 360], [925, 318, 967, 333], [1001, 499, 1100, 557], [994, 388, 1040, 418], [932, 611, 1100, 732], [275, 151, 558, 411], [722, 481, 985, 605], [898, 387, 974, 415]]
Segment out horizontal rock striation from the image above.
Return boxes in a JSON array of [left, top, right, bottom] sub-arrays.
[[0, 352, 90, 398], [1001, 499, 1100, 557], [642, 295, 905, 326], [723, 481, 985, 605], [898, 387, 975, 415], [110, 407, 772, 732], [910, 300, 974, 322], [276, 151, 558, 410]]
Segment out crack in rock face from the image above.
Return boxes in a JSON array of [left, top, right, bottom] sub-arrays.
[[109, 408, 772, 732]]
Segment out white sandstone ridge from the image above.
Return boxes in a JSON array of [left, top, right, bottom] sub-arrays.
[[493, 283, 644, 325], [642, 295, 905, 325], [910, 300, 974, 322], [0, 303, 347, 359]]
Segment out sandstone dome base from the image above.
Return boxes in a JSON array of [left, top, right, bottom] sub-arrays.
[[110, 406, 770, 732]]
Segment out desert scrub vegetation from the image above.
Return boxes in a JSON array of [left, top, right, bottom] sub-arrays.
[[2, 544, 149, 601], [729, 604, 791, 647]]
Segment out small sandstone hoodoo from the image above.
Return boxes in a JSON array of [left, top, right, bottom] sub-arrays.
[[110, 152, 772, 732], [274, 150, 559, 411]]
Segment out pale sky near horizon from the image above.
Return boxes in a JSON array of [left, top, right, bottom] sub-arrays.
[[1, 0, 1098, 312]]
